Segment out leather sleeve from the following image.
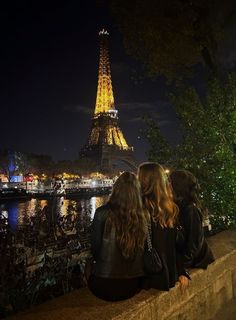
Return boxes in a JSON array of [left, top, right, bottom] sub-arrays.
[[176, 229, 191, 280], [183, 205, 203, 268], [91, 207, 106, 261]]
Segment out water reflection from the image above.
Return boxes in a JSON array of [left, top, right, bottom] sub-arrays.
[[0, 195, 108, 317]]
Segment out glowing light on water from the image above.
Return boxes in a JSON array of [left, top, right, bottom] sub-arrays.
[[1, 211, 8, 219], [89, 196, 109, 219], [90, 197, 96, 219], [8, 206, 18, 230]]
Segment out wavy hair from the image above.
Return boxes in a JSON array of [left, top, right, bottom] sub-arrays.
[[169, 170, 204, 217], [106, 171, 147, 259], [138, 162, 178, 228]]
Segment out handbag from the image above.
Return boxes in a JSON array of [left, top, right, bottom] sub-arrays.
[[143, 222, 162, 275]]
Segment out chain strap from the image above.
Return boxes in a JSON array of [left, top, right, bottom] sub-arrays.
[[146, 222, 153, 252]]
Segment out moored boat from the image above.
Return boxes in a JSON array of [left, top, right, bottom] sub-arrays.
[[0, 188, 29, 201]]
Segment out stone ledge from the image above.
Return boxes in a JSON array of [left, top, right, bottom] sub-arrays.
[[11, 230, 236, 320], [213, 298, 236, 320]]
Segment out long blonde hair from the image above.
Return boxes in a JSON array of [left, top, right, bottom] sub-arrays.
[[106, 171, 147, 259], [138, 162, 178, 228]]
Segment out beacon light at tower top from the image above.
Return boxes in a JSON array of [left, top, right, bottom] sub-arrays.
[[99, 29, 109, 36]]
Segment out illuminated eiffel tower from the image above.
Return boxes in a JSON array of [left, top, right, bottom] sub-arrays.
[[80, 29, 135, 172]]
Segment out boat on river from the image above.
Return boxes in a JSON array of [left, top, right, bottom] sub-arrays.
[[28, 178, 113, 199], [0, 188, 29, 201]]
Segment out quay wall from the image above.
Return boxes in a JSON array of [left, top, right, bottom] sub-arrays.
[[12, 230, 236, 320]]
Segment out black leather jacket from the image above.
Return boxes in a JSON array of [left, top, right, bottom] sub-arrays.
[[178, 202, 214, 269], [91, 205, 145, 279]]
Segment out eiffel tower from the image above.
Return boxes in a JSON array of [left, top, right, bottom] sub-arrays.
[[80, 29, 135, 172]]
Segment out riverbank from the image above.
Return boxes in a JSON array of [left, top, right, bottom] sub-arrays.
[[0, 186, 111, 201]]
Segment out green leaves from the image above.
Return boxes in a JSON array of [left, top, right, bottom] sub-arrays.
[[142, 115, 172, 165], [144, 74, 236, 229]]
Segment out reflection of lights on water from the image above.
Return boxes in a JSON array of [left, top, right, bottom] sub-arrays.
[[27, 198, 37, 216], [97, 196, 108, 207], [38, 200, 48, 210], [80, 199, 90, 215], [1, 195, 109, 227], [80, 196, 108, 219], [58, 198, 70, 216], [71, 200, 77, 207], [8, 206, 18, 230], [18, 198, 38, 224], [89, 196, 109, 219], [90, 197, 96, 219], [17, 199, 51, 224], [1, 210, 8, 219]]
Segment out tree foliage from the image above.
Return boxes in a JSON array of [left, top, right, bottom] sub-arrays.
[[144, 74, 236, 229], [0, 150, 98, 178], [0, 150, 13, 181], [108, 0, 236, 228], [142, 115, 173, 165], [110, 0, 235, 80]]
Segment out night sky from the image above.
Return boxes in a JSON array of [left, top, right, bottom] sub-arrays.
[[1, 1, 236, 162]]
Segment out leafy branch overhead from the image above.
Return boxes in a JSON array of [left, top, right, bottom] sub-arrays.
[[110, 0, 235, 80]]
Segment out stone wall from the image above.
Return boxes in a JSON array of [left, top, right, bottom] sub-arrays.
[[12, 230, 236, 320]]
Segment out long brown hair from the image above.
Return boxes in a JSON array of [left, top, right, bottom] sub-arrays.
[[106, 171, 147, 259], [138, 162, 178, 228], [169, 170, 204, 217]]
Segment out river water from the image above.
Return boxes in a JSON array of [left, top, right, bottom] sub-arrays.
[[0, 195, 108, 317]]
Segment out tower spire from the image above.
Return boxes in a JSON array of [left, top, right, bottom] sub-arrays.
[[79, 30, 135, 172], [94, 29, 115, 115]]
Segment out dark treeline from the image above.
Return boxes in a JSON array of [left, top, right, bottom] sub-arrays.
[[0, 149, 96, 180]]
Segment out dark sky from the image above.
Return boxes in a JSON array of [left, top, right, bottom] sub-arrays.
[[1, 1, 236, 162]]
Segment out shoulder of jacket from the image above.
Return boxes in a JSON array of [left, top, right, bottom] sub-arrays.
[[96, 204, 109, 212], [94, 204, 110, 217], [186, 203, 202, 219]]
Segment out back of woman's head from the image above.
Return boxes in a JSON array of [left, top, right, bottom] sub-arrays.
[[109, 171, 142, 212], [138, 162, 178, 228], [107, 171, 147, 259], [169, 170, 200, 205]]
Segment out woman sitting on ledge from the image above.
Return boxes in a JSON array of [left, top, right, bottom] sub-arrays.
[[88, 171, 147, 301], [138, 162, 190, 291], [169, 170, 214, 269]]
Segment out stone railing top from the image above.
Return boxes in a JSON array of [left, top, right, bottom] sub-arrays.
[[11, 230, 236, 320]]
